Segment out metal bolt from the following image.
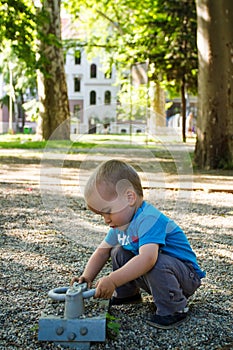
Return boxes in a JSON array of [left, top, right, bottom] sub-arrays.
[[56, 327, 64, 336], [80, 327, 88, 336], [67, 332, 76, 341]]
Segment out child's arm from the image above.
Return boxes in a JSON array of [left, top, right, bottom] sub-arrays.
[[110, 243, 159, 285], [95, 243, 159, 298], [71, 240, 112, 287]]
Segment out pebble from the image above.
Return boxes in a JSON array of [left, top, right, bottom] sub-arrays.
[[0, 183, 233, 350]]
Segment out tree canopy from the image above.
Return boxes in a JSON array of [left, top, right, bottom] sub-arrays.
[[65, 0, 197, 88], [0, 0, 37, 67], [64, 0, 197, 140], [0, 0, 70, 140], [1, 0, 232, 167]]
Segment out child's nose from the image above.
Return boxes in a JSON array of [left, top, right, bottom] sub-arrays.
[[103, 214, 111, 224]]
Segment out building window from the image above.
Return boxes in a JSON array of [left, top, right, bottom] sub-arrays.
[[90, 91, 96, 105], [74, 50, 81, 64], [74, 77, 81, 92], [104, 91, 111, 105], [90, 64, 97, 78]]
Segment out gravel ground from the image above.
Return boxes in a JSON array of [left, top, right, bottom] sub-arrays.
[[0, 153, 233, 350]]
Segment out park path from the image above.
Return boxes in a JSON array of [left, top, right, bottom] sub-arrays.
[[0, 147, 233, 193], [0, 145, 233, 349]]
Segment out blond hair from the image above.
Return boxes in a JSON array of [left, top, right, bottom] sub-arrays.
[[84, 159, 143, 200]]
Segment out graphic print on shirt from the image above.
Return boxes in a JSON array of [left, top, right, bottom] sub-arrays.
[[117, 232, 131, 246], [117, 231, 139, 253]]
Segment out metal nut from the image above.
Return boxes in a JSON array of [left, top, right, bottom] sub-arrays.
[[67, 332, 76, 341], [80, 327, 88, 336], [56, 327, 64, 335]]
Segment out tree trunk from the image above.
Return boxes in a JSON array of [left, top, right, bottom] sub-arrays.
[[148, 82, 166, 135], [181, 76, 186, 143], [37, 0, 70, 140], [20, 92, 25, 133], [194, 0, 233, 169]]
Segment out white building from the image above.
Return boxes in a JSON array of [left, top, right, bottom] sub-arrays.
[[64, 49, 119, 135], [62, 17, 119, 135]]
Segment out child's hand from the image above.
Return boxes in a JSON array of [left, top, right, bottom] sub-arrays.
[[95, 276, 116, 299], [70, 275, 92, 289]]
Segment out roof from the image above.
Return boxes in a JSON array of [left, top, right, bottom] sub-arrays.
[[61, 16, 86, 40]]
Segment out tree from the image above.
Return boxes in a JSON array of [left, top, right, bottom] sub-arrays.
[[0, 0, 37, 132], [36, 0, 70, 140], [0, 0, 70, 140], [194, 0, 233, 169], [150, 0, 197, 141], [64, 0, 197, 140], [0, 0, 37, 67], [0, 47, 38, 132]]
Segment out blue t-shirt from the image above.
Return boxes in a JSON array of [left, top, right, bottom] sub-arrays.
[[105, 201, 205, 279]]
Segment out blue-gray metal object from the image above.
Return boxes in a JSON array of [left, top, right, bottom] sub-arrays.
[[38, 315, 106, 349], [48, 286, 69, 301], [48, 283, 96, 319], [38, 283, 106, 349], [48, 283, 95, 302]]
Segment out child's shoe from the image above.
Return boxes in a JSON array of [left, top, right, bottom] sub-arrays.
[[146, 308, 189, 329]]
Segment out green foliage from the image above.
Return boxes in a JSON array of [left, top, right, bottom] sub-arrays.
[[152, 0, 197, 93], [106, 312, 121, 339], [0, 134, 154, 150], [0, 1, 39, 120], [22, 99, 41, 122], [0, 44, 37, 99], [0, 139, 96, 150], [64, 0, 197, 95], [0, 0, 63, 70], [0, 139, 147, 150], [0, 0, 64, 95], [29, 324, 39, 332], [0, 140, 47, 149], [0, 0, 37, 67], [117, 83, 149, 122]]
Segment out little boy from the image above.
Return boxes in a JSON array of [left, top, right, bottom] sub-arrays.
[[72, 159, 205, 329]]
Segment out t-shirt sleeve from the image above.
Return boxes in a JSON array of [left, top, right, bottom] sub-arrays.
[[138, 213, 170, 247], [104, 228, 119, 246]]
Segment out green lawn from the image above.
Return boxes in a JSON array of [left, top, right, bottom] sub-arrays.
[[0, 132, 195, 150], [0, 133, 154, 150]]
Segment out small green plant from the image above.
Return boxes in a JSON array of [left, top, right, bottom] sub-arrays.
[[30, 324, 39, 332], [106, 312, 121, 339]]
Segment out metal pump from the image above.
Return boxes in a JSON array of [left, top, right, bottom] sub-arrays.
[[38, 283, 106, 350]]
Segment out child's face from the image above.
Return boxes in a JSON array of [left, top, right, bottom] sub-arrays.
[[86, 181, 136, 230]]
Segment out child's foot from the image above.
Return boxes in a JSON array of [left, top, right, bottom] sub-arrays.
[[146, 309, 189, 329], [110, 293, 142, 306]]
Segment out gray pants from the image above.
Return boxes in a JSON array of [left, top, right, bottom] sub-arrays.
[[111, 246, 201, 316]]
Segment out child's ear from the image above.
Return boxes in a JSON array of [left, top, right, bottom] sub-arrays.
[[126, 189, 137, 206]]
